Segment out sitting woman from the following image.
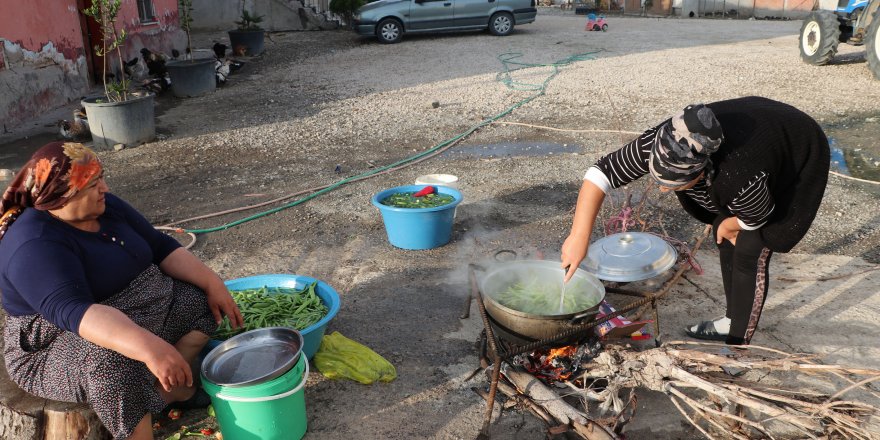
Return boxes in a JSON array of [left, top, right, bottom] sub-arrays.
[[0, 142, 243, 440]]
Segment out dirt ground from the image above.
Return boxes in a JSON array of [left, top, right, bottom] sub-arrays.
[[1, 10, 879, 440]]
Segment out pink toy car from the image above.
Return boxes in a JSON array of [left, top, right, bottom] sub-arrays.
[[585, 13, 608, 31]]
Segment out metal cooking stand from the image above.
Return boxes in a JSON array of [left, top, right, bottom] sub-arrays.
[[463, 225, 712, 437]]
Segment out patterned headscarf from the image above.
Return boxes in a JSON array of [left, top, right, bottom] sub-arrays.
[[0, 142, 102, 240], [649, 104, 724, 187]]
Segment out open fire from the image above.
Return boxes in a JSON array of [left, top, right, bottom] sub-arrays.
[[514, 340, 603, 382]]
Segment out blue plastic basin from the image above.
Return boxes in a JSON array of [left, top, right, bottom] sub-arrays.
[[371, 185, 463, 250], [207, 274, 341, 360]]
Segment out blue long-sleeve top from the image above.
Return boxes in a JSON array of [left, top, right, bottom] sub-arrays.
[[0, 193, 181, 334]]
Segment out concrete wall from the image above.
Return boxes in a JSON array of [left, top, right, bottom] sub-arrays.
[[190, 0, 338, 32]]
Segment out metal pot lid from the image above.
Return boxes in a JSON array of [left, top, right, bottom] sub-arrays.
[[201, 327, 303, 387], [585, 232, 677, 282]]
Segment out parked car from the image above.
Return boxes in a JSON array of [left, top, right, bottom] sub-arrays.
[[353, 0, 537, 44]]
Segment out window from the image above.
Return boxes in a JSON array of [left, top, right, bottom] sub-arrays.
[[137, 0, 157, 23]]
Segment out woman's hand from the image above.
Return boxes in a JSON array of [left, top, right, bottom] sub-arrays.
[[716, 216, 741, 245], [78, 304, 193, 392], [206, 280, 244, 329], [158, 248, 244, 328], [561, 233, 589, 283], [561, 180, 607, 283], [143, 340, 193, 392]]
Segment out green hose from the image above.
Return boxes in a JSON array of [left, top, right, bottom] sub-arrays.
[[184, 50, 603, 234]]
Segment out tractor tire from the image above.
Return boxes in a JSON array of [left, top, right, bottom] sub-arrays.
[[799, 10, 841, 65], [867, 8, 880, 79]]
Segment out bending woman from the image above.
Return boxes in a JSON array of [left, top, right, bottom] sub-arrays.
[[0, 142, 243, 439], [561, 96, 830, 345]]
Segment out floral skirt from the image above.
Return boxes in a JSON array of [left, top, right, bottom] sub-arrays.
[[3, 264, 217, 439]]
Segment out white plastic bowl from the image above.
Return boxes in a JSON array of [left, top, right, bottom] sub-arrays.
[[415, 174, 460, 189]]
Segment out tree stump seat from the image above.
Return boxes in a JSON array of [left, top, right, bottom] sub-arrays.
[[0, 316, 111, 440]]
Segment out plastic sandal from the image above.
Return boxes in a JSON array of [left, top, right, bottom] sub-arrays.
[[684, 320, 729, 341]]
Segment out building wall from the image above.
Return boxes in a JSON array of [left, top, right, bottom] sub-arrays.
[[0, 0, 185, 130], [117, 0, 186, 62], [624, 0, 674, 15], [0, 0, 89, 129], [752, 0, 814, 16], [671, 0, 817, 16]]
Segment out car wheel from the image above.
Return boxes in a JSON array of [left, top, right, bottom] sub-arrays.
[[593, 24, 601, 31], [489, 12, 514, 36], [601, 24, 608, 31], [376, 18, 403, 44]]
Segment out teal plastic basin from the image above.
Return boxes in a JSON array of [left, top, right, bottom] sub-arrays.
[[206, 274, 341, 360]]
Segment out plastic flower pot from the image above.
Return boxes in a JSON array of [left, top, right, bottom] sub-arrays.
[[166, 59, 217, 98], [205, 274, 341, 360], [371, 185, 463, 250], [228, 29, 265, 56], [81, 93, 155, 150]]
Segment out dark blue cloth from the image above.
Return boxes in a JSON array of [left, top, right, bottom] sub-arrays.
[[0, 193, 181, 334]]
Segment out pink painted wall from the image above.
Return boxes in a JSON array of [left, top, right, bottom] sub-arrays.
[[0, 0, 185, 71], [116, 0, 186, 60], [0, 0, 184, 129], [753, 0, 813, 15], [0, 0, 86, 60]]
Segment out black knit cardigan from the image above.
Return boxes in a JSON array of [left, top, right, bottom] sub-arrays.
[[674, 96, 830, 253]]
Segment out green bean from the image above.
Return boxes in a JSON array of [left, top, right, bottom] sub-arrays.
[[494, 277, 595, 315], [213, 282, 329, 340], [380, 192, 455, 208]]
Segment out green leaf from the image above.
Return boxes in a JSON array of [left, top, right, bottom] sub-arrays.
[[165, 433, 182, 440], [207, 405, 216, 418]]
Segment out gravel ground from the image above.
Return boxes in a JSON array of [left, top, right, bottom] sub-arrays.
[[2, 10, 880, 439]]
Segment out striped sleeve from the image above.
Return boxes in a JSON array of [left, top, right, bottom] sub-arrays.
[[585, 127, 657, 193], [727, 172, 775, 230]]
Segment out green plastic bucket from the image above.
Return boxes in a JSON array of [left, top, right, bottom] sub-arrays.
[[203, 353, 306, 398], [202, 357, 309, 440]]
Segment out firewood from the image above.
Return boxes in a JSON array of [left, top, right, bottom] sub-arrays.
[[502, 366, 618, 440], [566, 343, 880, 439]]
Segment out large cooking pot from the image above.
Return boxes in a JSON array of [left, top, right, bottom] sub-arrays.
[[479, 260, 605, 341]]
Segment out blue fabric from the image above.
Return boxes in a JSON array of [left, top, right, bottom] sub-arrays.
[[0, 193, 181, 333]]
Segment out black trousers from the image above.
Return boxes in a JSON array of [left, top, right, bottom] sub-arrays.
[[714, 226, 773, 345]]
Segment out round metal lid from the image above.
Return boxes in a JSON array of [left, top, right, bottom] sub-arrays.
[[202, 327, 303, 387], [585, 232, 677, 282]]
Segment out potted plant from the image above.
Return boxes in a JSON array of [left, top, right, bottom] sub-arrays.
[[80, 0, 156, 150], [228, 9, 265, 56], [329, 0, 365, 28], [166, 0, 217, 98]]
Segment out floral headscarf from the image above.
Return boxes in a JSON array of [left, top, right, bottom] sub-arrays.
[[0, 142, 102, 240]]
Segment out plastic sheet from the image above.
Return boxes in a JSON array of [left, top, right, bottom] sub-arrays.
[[314, 331, 397, 384]]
